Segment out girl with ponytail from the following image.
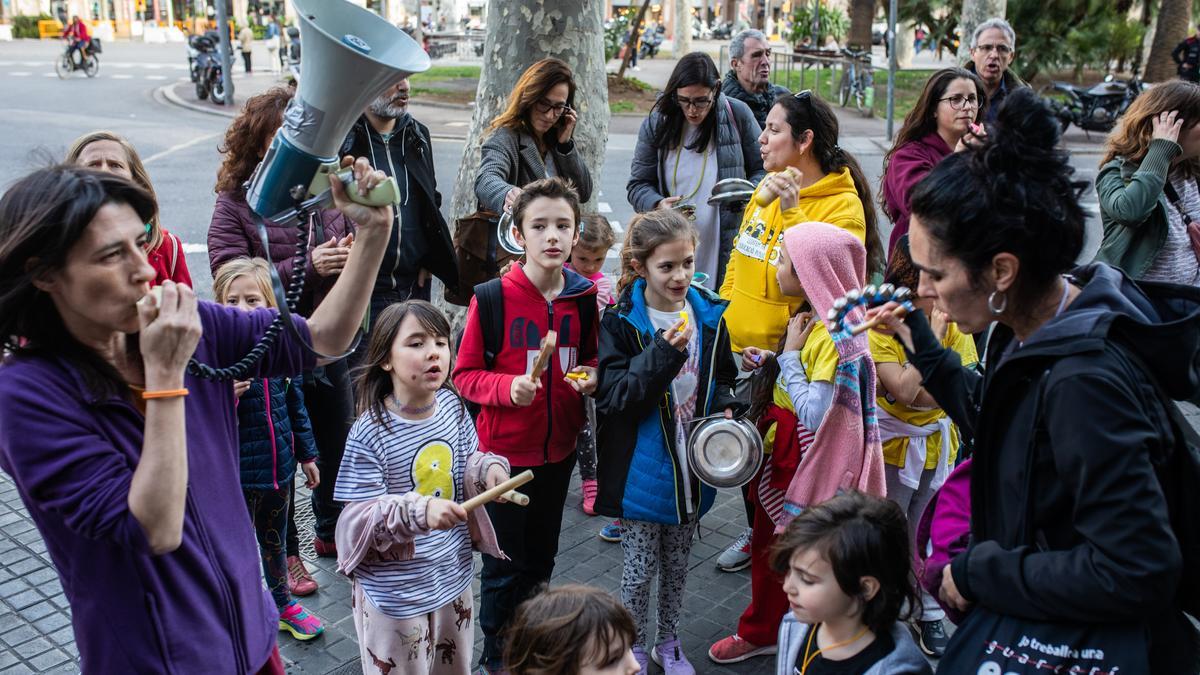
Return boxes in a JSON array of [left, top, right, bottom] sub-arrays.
[[866, 87, 1200, 673], [719, 91, 885, 367]]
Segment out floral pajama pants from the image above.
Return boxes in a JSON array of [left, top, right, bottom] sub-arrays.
[[619, 519, 697, 648]]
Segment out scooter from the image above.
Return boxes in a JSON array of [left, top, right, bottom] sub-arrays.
[[639, 26, 664, 59], [1042, 73, 1148, 135], [193, 33, 227, 105]]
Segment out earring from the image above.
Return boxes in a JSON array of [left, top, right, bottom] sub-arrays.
[[382, 364, 392, 371], [987, 290, 1007, 315]]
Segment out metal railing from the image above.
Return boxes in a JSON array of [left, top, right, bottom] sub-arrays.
[[718, 45, 874, 113]]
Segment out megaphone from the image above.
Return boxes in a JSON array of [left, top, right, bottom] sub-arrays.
[[245, 0, 431, 220]]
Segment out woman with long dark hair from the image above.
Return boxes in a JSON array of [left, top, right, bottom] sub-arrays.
[[0, 159, 392, 673], [474, 58, 593, 215], [880, 67, 987, 254], [868, 87, 1199, 673], [627, 51, 765, 289]]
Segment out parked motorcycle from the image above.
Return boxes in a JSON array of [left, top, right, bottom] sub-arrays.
[[639, 25, 664, 59], [711, 22, 733, 40], [1042, 73, 1148, 134], [192, 32, 227, 105], [186, 33, 205, 83]]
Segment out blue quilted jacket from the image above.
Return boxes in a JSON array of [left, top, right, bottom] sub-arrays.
[[235, 376, 317, 490], [593, 280, 743, 525]]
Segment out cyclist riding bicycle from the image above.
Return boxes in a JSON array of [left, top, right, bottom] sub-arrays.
[[62, 16, 91, 66]]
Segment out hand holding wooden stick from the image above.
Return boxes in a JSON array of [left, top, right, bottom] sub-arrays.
[[528, 331, 557, 380], [462, 470, 535, 512]]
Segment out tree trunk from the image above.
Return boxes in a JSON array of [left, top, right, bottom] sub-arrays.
[[956, 0, 1005, 64], [1145, 0, 1189, 81], [847, 0, 875, 51], [674, 0, 693, 57], [449, 0, 610, 224], [618, 0, 653, 78]]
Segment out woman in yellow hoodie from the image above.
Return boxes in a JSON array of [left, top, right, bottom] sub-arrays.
[[719, 91, 885, 361]]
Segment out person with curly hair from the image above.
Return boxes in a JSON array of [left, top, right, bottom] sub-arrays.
[[206, 86, 356, 600]]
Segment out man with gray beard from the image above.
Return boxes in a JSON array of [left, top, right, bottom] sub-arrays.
[[340, 78, 457, 320]]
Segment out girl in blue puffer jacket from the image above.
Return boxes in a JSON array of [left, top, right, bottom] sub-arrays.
[[214, 257, 325, 641]]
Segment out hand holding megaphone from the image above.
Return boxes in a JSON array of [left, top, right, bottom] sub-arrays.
[[324, 156, 395, 232], [754, 167, 804, 210]]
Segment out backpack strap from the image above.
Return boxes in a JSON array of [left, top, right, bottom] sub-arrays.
[[723, 96, 741, 148], [575, 294, 597, 359], [473, 277, 505, 370]]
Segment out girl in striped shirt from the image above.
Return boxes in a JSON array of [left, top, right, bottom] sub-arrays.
[[334, 300, 511, 674]]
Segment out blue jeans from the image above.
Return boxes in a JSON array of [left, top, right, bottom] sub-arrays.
[[479, 453, 576, 668]]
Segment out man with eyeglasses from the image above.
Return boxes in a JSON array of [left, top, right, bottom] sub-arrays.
[[722, 29, 790, 127], [965, 18, 1028, 123]]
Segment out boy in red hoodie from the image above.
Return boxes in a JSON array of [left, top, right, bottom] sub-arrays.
[[453, 177, 598, 673]]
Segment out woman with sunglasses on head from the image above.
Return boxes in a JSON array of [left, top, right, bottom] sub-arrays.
[[880, 68, 987, 256], [475, 58, 593, 216], [627, 52, 765, 290]]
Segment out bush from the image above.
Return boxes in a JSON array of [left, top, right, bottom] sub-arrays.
[[605, 9, 635, 61], [790, 2, 849, 49], [12, 14, 54, 39]]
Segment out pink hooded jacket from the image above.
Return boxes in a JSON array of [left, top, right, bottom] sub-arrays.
[[778, 222, 886, 525]]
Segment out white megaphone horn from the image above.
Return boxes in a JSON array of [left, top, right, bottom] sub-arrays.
[[245, 0, 431, 219]]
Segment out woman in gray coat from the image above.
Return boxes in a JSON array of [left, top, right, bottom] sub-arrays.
[[627, 52, 766, 289], [474, 57, 593, 214]]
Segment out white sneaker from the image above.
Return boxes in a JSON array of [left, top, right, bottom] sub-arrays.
[[716, 528, 752, 572]]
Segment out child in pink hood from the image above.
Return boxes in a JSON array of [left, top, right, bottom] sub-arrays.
[[710, 221, 885, 666]]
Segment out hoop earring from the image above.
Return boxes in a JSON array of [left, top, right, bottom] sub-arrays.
[[987, 290, 1007, 315]]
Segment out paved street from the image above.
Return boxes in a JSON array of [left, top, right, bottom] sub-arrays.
[[0, 36, 1147, 675]]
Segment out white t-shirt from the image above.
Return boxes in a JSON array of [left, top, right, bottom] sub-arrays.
[[334, 388, 475, 620], [647, 301, 699, 407], [666, 126, 721, 289]]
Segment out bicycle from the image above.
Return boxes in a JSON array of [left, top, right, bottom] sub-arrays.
[[837, 47, 873, 115], [55, 38, 100, 79]]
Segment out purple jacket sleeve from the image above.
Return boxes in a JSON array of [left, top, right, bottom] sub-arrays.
[[0, 372, 151, 553], [882, 142, 940, 232], [199, 301, 316, 380], [207, 193, 255, 277]]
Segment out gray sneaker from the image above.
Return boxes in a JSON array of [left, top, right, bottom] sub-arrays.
[[716, 528, 752, 572]]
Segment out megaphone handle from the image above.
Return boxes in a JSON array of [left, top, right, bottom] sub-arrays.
[[336, 170, 401, 208]]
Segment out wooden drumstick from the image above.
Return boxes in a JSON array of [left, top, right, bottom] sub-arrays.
[[528, 331, 557, 381], [501, 490, 530, 506], [462, 470, 534, 512], [850, 305, 909, 335]]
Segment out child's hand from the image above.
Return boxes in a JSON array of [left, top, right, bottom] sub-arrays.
[[664, 317, 694, 352], [301, 461, 320, 489], [740, 347, 773, 371], [509, 374, 541, 407], [485, 464, 510, 503], [233, 379, 251, 398], [940, 563, 971, 612], [426, 498, 468, 531], [864, 302, 914, 352], [564, 366, 598, 395], [783, 312, 815, 353]]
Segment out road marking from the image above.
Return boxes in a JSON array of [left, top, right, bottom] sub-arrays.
[[445, 121, 468, 127], [597, 201, 611, 213], [10, 72, 31, 77], [112, 74, 133, 79], [146, 75, 167, 80], [142, 131, 223, 165], [182, 243, 208, 254], [42, 72, 57, 78]]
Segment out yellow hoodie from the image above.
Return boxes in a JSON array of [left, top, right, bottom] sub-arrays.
[[719, 167, 866, 353]]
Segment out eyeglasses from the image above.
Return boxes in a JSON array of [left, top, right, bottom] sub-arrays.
[[675, 95, 713, 111], [534, 99, 571, 117], [793, 89, 813, 105], [973, 43, 1012, 55], [939, 94, 980, 110]]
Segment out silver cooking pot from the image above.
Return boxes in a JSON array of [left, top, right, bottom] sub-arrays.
[[706, 178, 756, 208], [686, 414, 763, 488]]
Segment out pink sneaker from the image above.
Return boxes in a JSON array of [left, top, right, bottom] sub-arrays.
[[581, 479, 599, 515], [287, 555, 317, 596], [278, 600, 324, 641]]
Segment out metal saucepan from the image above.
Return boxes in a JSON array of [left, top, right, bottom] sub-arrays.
[[687, 414, 764, 488], [706, 178, 757, 208]]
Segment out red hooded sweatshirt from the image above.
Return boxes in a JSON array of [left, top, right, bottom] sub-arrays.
[[453, 263, 598, 466]]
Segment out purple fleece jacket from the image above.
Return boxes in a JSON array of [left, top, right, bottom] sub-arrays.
[[882, 132, 953, 254], [0, 302, 315, 674]]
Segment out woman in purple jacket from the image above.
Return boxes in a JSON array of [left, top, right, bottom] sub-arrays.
[[0, 159, 391, 674], [881, 68, 987, 255]]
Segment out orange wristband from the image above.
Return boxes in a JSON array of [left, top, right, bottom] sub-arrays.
[[142, 388, 189, 400]]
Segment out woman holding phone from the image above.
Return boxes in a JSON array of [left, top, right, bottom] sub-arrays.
[[474, 58, 593, 216]]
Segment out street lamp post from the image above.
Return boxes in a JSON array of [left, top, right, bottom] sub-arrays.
[[215, 0, 234, 105], [885, 0, 897, 139]]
